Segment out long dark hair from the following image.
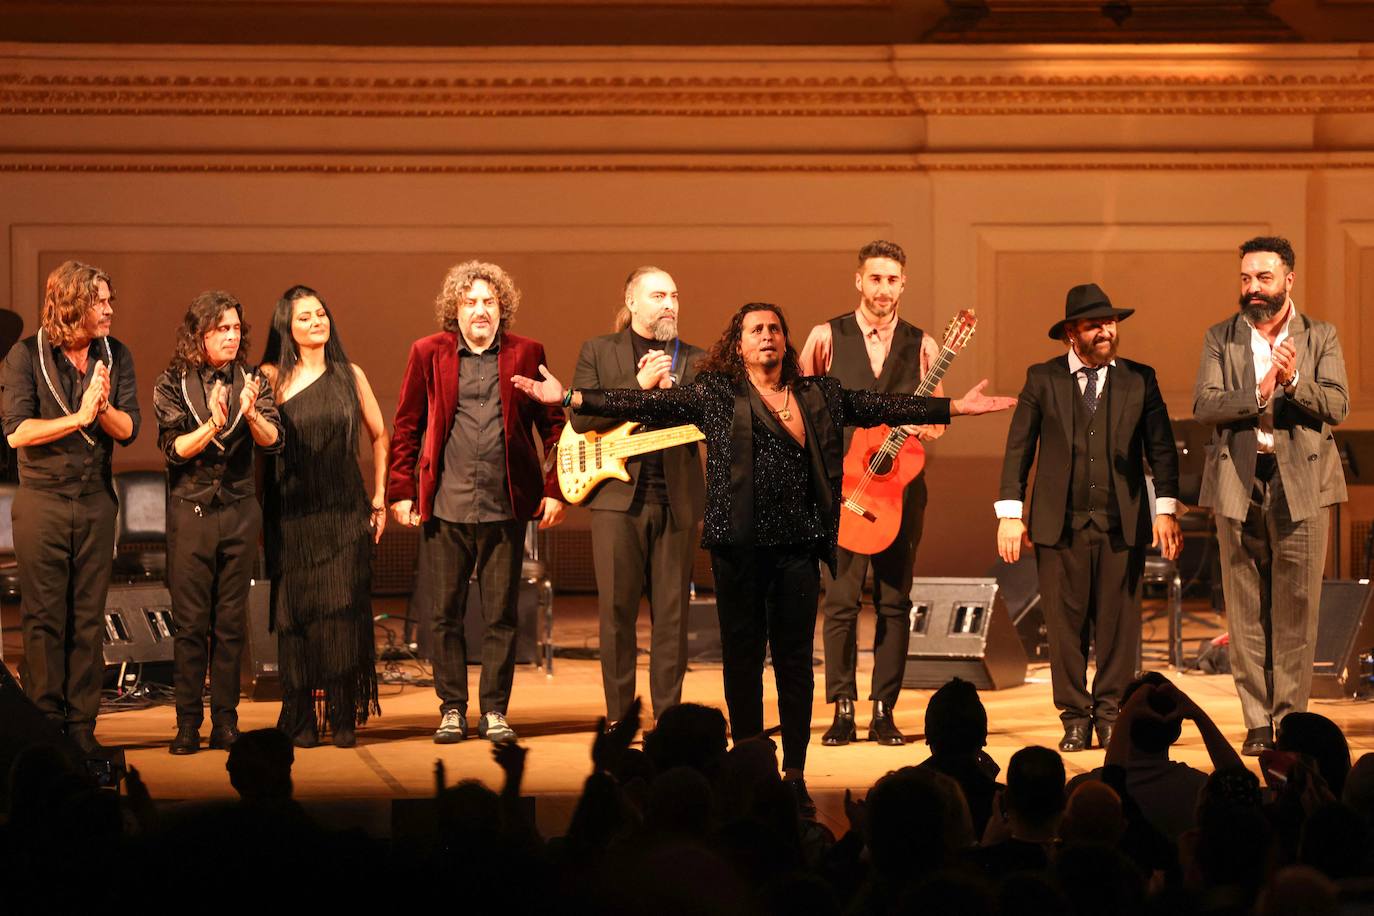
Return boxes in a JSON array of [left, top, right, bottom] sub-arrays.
[[261, 284, 360, 416], [698, 301, 801, 388], [170, 290, 249, 373]]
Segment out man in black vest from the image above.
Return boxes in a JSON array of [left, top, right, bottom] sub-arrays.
[[1, 260, 140, 754], [154, 291, 283, 754], [571, 267, 705, 728], [996, 284, 1182, 752], [799, 240, 945, 746]]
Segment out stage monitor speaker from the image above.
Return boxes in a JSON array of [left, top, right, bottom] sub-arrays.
[[687, 596, 722, 662], [903, 577, 1028, 691], [102, 583, 175, 666], [986, 556, 1048, 662], [1311, 579, 1374, 699], [240, 579, 279, 701]]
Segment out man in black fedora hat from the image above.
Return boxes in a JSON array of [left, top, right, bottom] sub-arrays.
[[995, 283, 1182, 752]]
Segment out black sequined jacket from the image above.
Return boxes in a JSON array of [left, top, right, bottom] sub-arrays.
[[576, 371, 951, 572]]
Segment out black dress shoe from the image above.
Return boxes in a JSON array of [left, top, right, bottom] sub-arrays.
[[821, 699, 856, 746], [1059, 723, 1091, 753], [170, 726, 201, 756], [868, 700, 906, 746], [1095, 720, 1114, 750], [208, 724, 241, 750], [785, 777, 818, 820], [331, 727, 356, 748], [1242, 726, 1274, 756]]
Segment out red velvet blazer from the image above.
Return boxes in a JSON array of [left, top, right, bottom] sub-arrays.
[[386, 330, 564, 522]]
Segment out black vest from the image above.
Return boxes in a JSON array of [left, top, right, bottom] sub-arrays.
[[1069, 372, 1118, 531], [826, 313, 925, 450]]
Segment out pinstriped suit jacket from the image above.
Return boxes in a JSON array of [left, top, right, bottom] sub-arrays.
[[1193, 311, 1349, 523]]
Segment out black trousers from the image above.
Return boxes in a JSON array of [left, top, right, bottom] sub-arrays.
[[1035, 522, 1143, 726], [710, 543, 820, 772], [591, 500, 694, 722], [169, 495, 260, 729], [821, 477, 926, 706], [12, 486, 117, 731], [426, 518, 523, 717]]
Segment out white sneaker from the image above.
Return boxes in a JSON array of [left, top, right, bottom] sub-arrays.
[[477, 711, 517, 744], [433, 709, 467, 744]]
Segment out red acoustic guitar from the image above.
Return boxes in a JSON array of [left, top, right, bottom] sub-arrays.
[[837, 309, 977, 555]]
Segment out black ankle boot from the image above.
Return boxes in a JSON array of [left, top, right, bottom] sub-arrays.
[[868, 700, 906, 746], [821, 699, 856, 746]]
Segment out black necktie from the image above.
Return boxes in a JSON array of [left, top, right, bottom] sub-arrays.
[[1079, 366, 1099, 415]]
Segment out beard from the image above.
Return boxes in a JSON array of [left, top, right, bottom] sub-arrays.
[[1240, 290, 1286, 323], [1074, 334, 1119, 367], [650, 314, 678, 342]]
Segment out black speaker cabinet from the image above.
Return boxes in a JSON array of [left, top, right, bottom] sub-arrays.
[[986, 556, 1048, 662], [903, 577, 1028, 691], [102, 583, 176, 665], [239, 579, 279, 701], [1311, 579, 1374, 699], [687, 596, 722, 662]]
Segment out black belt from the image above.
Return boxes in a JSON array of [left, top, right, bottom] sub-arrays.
[[1255, 452, 1278, 481]]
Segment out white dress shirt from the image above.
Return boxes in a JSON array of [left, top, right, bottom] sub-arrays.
[[1249, 300, 1299, 455]]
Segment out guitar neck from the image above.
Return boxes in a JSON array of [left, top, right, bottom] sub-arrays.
[[607, 424, 705, 458], [886, 345, 959, 446]]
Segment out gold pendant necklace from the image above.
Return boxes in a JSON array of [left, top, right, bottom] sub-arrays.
[[775, 385, 792, 421]]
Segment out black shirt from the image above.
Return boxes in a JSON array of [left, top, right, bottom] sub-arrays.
[[749, 395, 824, 548], [626, 331, 672, 506], [432, 339, 513, 523], [154, 362, 284, 506], [0, 333, 140, 497]]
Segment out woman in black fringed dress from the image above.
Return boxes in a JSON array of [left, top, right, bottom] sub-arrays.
[[261, 285, 390, 748]]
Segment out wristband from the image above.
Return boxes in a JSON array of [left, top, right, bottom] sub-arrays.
[[562, 388, 574, 408]]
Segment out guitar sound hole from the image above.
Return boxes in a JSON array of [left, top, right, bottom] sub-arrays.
[[865, 450, 895, 478]]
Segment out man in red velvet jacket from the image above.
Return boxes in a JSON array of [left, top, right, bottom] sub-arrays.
[[387, 261, 565, 744]]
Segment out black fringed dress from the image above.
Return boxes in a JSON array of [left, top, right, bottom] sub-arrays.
[[265, 367, 380, 735]]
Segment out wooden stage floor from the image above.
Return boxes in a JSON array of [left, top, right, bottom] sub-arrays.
[[5, 595, 1374, 838]]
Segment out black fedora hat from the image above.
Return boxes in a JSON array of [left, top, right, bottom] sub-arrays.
[[1047, 283, 1134, 340]]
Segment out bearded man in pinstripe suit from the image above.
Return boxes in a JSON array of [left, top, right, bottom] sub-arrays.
[[1194, 236, 1349, 756]]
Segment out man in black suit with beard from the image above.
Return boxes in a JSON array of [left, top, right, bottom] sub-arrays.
[[996, 284, 1182, 752], [570, 266, 705, 729]]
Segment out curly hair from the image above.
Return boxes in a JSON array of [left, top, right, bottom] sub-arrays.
[[42, 260, 114, 348], [435, 260, 520, 333], [170, 290, 250, 373], [698, 302, 801, 389]]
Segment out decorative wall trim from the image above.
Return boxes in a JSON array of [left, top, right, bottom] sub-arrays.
[[3, 43, 1374, 118]]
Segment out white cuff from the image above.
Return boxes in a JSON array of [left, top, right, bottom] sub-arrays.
[[994, 499, 1024, 519], [1155, 497, 1179, 516]]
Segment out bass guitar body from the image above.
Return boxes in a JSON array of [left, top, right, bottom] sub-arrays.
[[837, 424, 927, 556]]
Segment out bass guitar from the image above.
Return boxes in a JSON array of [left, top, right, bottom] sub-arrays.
[[837, 309, 977, 555], [556, 420, 704, 504]]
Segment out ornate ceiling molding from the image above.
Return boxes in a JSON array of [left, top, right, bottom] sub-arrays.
[[2, 43, 1374, 118]]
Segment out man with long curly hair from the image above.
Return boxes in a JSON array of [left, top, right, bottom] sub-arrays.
[[515, 301, 1015, 814], [388, 261, 565, 745], [153, 290, 283, 755], [1, 260, 140, 754]]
